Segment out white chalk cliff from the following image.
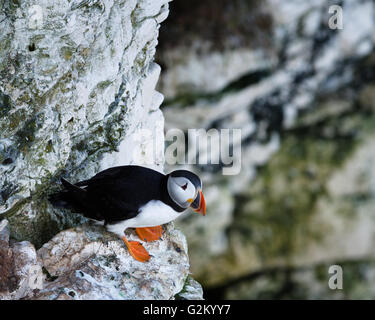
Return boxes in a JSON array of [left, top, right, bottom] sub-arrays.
[[0, 0, 202, 300]]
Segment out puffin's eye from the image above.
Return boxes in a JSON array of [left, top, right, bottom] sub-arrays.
[[181, 183, 188, 190]]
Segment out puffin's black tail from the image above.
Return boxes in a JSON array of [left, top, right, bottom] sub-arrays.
[[48, 178, 88, 212], [48, 190, 72, 209]]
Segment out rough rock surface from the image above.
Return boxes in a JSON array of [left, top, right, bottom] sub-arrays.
[[0, 0, 203, 300], [0, 219, 200, 300], [158, 0, 375, 298], [0, 219, 44, 300], [34, 223, 191, 300], [175, 276, 204, 300], [0, 0, 169, 246]]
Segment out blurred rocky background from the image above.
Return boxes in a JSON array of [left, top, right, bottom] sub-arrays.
[[157, 0, 375, 299]]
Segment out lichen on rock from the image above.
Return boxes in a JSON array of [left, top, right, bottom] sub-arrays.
[[0, 219, 197, 300], [0, 0, 168, 242], [0, 219, 44, 300], [0, 0, 203, 300], [33, 223, 191, 300]]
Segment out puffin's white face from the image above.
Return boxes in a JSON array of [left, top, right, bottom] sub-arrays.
[[167, 176, 197, 209]]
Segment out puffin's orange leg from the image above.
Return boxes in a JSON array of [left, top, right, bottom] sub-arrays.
[[121, 236, 151, 262], [135, 226, 163, 242]]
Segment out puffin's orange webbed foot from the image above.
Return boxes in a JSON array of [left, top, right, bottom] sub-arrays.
[[135, 226, 163, 242], [122, 236, 151, 262]]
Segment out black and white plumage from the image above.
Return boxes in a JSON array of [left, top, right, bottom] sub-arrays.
[[49, 165, 206, 239]]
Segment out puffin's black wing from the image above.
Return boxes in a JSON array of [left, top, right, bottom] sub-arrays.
[[56, 166, 166, 223], [74, 166, 137, 187]]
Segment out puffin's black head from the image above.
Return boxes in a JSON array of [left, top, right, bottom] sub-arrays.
[[166, 170, 206, 215]]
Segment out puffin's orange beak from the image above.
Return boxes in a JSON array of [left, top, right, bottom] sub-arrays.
[[190, 189, 206, 216]]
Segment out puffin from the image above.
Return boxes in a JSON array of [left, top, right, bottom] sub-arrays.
[[49, 165, 206, 262]]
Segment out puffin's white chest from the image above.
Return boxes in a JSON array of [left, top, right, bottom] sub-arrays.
[[131, 200, 181, 228], [106, 200, 182, 237]]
